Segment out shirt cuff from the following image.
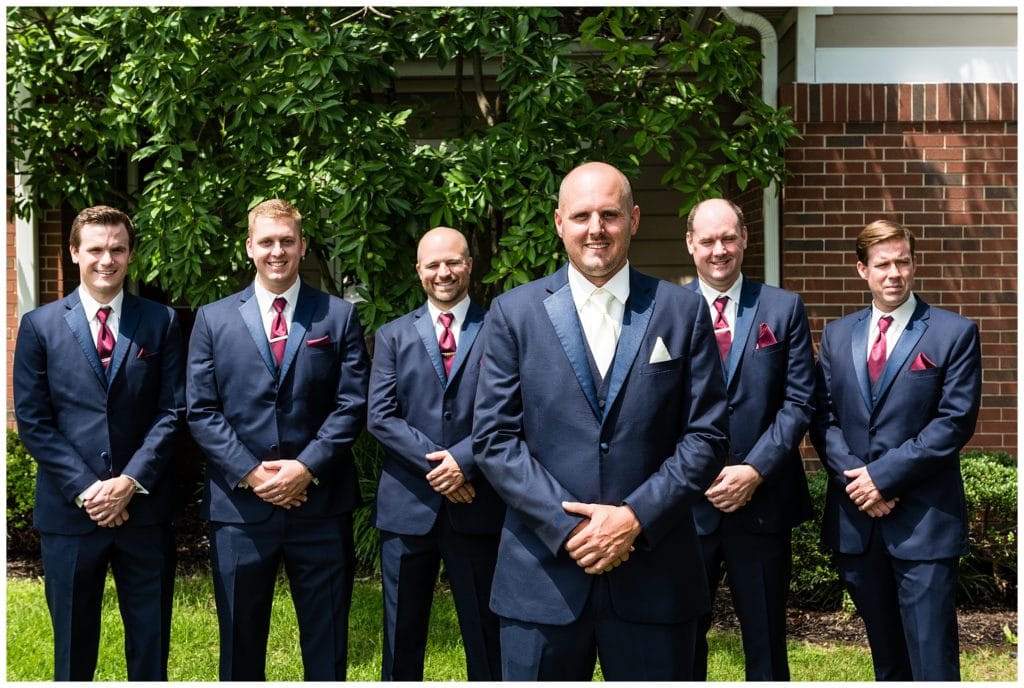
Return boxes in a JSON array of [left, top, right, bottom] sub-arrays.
[[121, 474, 148, 495], [75, 480, 103, 508]]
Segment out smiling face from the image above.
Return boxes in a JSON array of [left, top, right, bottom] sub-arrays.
[[416, 226, 472, 309], [246, 215, 306, 294], [70, 222, 131, 303], [554, 162, 639, 287], [686, 199, 747, 291], [857, 237, 916, 312]]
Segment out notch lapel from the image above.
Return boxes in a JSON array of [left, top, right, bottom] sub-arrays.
[[543, 271, 601, 419], [106, 294, 140, 383], [278, 283, 314, 382], [63, 292, 108, 387], [447, 303, 484, 386], [872, 301, 929, 408], [726, 280, 761, 385], [239, 286, 277, 376], [414, 304, 447, 385], [603, 270, 654, 418], [851, 309, 873, 408]]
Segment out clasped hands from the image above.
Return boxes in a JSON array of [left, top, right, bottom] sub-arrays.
[[844, 466, 898, 517], [562, 502, 641, 576], [246, 459, 312, 508], [82, 475, 136, 527], [425, 450, 475, 504], [705, 464, 763, 512]]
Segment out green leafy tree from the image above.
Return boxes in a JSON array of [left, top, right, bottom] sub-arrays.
[[8, 6, 797, 329]]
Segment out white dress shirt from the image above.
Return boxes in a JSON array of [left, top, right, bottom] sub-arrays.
[[868, 293, 918, 361], [695, 274, 744, 337], [254, 278, 302, 341], [567, 262, 631, 339], [426, 295, 472, 349]]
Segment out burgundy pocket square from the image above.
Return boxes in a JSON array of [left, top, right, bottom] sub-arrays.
[[756, 323, 778, 348], [306, 335, 331, 347], [136, 347, 158, 359], [910, 352, 937, 370]]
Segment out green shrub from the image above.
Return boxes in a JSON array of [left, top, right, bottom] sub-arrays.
[[960, 451, 1017, 604], [789, 468, 843, 609], [352, 431, 383, 574], [6, 429, 40, 556]]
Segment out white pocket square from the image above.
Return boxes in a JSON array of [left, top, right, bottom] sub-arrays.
[[649, 337, 672, 364]]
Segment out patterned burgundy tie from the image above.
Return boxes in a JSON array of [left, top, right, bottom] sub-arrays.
[[439, 312, 456, 377], [270, 297, 288, 367], [96, 306, 114, 370], [713, 296, 731, 361], [868, 315, 893, 385]]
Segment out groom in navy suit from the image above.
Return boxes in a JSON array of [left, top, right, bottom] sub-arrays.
[[811, 219, 981, 680], [683, 199, 815, 681], [368, 226, 503, 680], [14, 205, 184, 680], [187, 199, 369, 680], [473, 162, 730, 680]]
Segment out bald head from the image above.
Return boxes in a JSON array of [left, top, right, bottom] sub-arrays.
[[416, 227, 473, 309], [558, 162, 634, 212], [685, 198, 748, 291]]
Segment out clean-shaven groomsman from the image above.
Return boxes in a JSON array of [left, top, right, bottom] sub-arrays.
[[683, 198, 815, 681], [187, 199, 369, 680], [811, 219, 981, 680], [473, 161, 729, 680], [368, 226, 504, 680], [14, 205, 185, 680]]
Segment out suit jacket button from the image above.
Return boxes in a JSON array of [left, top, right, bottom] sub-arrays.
[[443, 411, 453, 421], [868, 427, 876, 436], [100, 451, 109, 461], [270, 444, 278, 452], [598, 399, 605, 409], [727, 405, 735, 414], [599, 442, 609, 453]]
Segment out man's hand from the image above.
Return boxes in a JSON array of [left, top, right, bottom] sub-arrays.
[[425, 450, 471, 501], [83, 476, 135, 527], [250, 460, 311, 508], [445, 483, 477, 504], [561, 502, 641, 575], [704, 464, 763, 512], [843, 466, 897, 516]]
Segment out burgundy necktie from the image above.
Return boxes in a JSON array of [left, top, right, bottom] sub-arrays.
[[439, 312, 456, 377], [270, 297, 288, 367], [96, 306, 114, 369], [713, 296, 731, 361], [868, 315, 893, 385]]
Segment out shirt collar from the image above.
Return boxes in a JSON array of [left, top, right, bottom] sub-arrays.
[[254, 278, 302, 314], [427, 295, 471, 327], [567, 262, 631, 311], [78, 286, 124, 322], [695, 274, 743, 307], [872, 292, 917, 330]]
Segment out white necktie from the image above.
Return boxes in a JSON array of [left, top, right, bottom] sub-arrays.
[[582, 288, 617, 377]]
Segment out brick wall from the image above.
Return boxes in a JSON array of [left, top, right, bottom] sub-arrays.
[[780, 83, 1017, 461]]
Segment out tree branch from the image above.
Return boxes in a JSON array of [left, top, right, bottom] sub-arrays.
[[471, 49, 495, 127]]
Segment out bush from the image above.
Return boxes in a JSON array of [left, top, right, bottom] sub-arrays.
[[789, 468, 844, 609], [6, 429, 40, 557], [960, 451, 1017, 605], [352, 431, 384, 574]]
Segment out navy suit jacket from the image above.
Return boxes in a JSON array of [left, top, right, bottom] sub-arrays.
[[14, 291, 185, 535], [686, 278, 815, 534], [810, 298, 981, 560], [472, 266, 729, 626], [186, 281, 369, 524], [368, 301, 504, 535]]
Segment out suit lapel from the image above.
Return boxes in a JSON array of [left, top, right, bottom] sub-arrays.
[[727, 279, 761, 385], [238, 285, 278, 376], [278, 283, 313, 382], [63, 291, 109, 387], [414, 304, 447, 385], [447, 302, 484, 386], [543, 269, 601, 419], [851, 309, 873, 408], [106, 294, 140, 383], [872, 300, 929, 408], [603, 269, 654, 418]]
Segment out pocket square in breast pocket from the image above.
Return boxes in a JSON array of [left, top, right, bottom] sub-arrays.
[[649, 336, 672, 364], [756, 323, 778, 349], [136, 346, 159, 359], [910, 352, 937, 370], [306, 335, 331, 347]]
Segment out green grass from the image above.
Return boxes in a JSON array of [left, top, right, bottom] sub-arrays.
[[7, 572, 1017, 681]]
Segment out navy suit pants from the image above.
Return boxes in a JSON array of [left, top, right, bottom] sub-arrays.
[[499, 575, 697, 681], [40, 524, 175, 681], [835, 524, 960, 681], [210, 510, 355, 681], [379, 511, 501, 681], [694, 525, 792, 681]]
